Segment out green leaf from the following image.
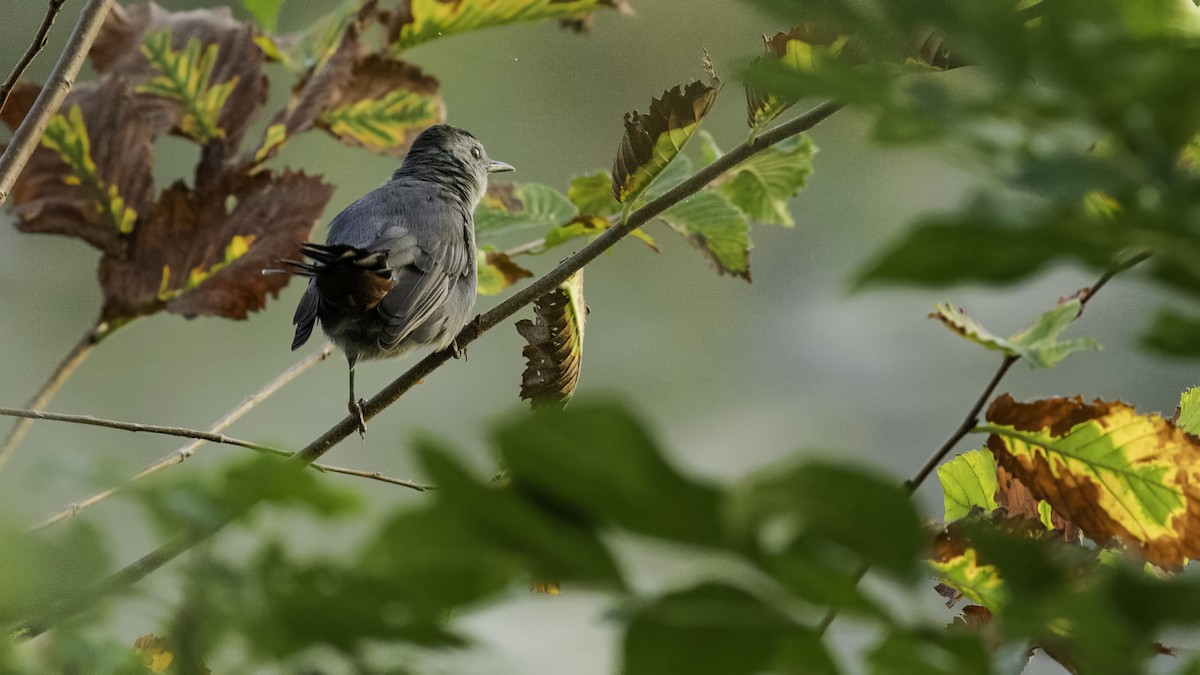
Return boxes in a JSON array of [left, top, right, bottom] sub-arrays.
[[515, 270, 587, 409], [1142, 310, 1200, 357], [389, 0, 631, 51], [982, 394, 1200, 568], [930, 299, 1100, 368], [718, 135, 816, 226], [1177, 387, 1200, 435], [613, 60, 719, 204], [567, 171, 621, 217], [0, 523, 111, 628], [418, 440, 625, 586], [622, 583, 815, 675], [494, 402, 726, 547], [763, 536, 888, 617], [734, 461, 923, 578], [475, 183, 578, 239], [137, 32, 238, 143], [40, 105, 137, 234], [659, 190, 752, 280], [938, 449, 999, 522], [928, 547, 1007, 611], [868, 630, 992, 675], [242, 0, 287, 32]]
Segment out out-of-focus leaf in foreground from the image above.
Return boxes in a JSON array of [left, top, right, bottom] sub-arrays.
[[515, 270, 586, 408], [982, 394, 1200, 568], [385, 0, 633, 51]]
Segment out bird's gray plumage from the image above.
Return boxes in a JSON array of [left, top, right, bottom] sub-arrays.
[[283, 124, 512, 430]]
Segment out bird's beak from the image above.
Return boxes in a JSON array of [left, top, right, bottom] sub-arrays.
[[487, 160, 515, 173]]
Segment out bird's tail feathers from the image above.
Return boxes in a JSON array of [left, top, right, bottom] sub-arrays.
[[271, 243, 391, 279]]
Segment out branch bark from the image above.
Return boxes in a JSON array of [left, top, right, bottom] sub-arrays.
[[8, 100, 845, 642], [0, 0, 68, 116], [0, 0, 116, 205]]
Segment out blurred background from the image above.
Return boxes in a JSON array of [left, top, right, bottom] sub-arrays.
[[0, 1, 1193, 672]]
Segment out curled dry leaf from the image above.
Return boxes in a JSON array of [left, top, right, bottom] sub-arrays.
[[983, 393, 1200, 568], [515, 270, 586, 410], [611, 58, 720, 204]]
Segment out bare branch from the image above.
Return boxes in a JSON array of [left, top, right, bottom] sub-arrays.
[[8, 101, 846, 642], [24, 343, 427, 532], [0, 0, 118, 205], [0, 0, 68, 116]]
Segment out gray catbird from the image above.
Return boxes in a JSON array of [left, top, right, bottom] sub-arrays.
[[282, 124, 513, 431]]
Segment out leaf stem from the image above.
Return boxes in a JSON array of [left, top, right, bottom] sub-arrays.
[[7, 100, 846, 642], [0, 0, 118, 205], [0, 0, 68, 117]]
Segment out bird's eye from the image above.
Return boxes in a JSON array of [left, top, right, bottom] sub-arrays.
[[470, 146, 482, 159]]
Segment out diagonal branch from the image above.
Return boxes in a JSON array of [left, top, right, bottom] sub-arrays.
[[0, 0, 118, 205], [814, 250, 1153, 637], [0, 0, 68, 116], [8, 100, 845, 642]]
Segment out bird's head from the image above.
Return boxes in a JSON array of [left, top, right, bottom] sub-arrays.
[[396, 124, 514, 205]]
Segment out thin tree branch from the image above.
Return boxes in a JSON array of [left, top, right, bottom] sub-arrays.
[[0, 407, 289, 456], [0, 0, 116, 205], [0, 0, 68, 116], [815, 250, 1153, 637], [20, 343, 427, 532], [8, 100, 846, 643], [0, 319, 104, 470]]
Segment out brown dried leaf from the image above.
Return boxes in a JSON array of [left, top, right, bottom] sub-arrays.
[[984, 394, 1200, 568], [4, 78, 167, 255], [90, 2, 268, 174], [515, 270, 586, 410], [314, 55, 444, 156], [99, 170, 332, 321], [996, 464, 1081, 543]]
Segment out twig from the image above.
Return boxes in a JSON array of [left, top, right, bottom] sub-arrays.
[[0, 407, 288, 456], [0, 0, 117, 205], [814, 250, 1153, 637], [0, 0, 68, 116], [8, 100, 846, 643], [0, 320, 105, 470]]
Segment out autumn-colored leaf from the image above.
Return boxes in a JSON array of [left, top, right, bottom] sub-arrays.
[[99, 170, 332, 322], [477, 249, 534, 296], [384, 0, 633, 51], [929, 536, 1007, 612], [315, 55, 443, 156], [612, 57, 719, 204], [931, 298, 1100, 368], [937, 449, 999, 522], [530, 581, 562, 595], [4, 81, 162, 255], [133, 634, 175, 673], [515, 270, 586, 410], [746, 25, 848, 131], [90, 2, 268, 168], [1176, 386, 1200, 435], [982, 394, 1200, 567], [996, 464, 1081, 542]]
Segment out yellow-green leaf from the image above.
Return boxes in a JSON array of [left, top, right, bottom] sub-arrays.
[[515, 270, 586, 410], [389, 0, 632, 51], [137, 31, 238, 143], [314, 55, 444, 157], [928, 547, 1007, 612], [475, 182, 578, 240], [746, 26, 848, 132], [612, 58, 719, 204], [982, 394, 1200, 568], [254, 123, 288, 163], [704, 131, 816, 227], [567, 171, 621, 217], [659, 190, 751, 280], [41, 105, 137, 234], [1177, 386, 1200, 435], [476, 248, 533, 296], [931, 298, 1100, 368], [157, 234, 257, 301], [937, 449, 999, 522]]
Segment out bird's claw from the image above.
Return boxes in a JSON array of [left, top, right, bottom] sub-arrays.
[[349, 398, 367, 438], [451, 338, 466, 361]]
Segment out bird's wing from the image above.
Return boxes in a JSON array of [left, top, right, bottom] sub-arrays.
[[333, 180, 473, 350]]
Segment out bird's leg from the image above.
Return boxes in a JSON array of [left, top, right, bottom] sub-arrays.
[[451, 337, 466, 361], [347, 358, 367, 437]]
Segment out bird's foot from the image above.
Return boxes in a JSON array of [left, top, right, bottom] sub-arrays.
[[349, 398, 367, 438], [451, 338, 467, 361]]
